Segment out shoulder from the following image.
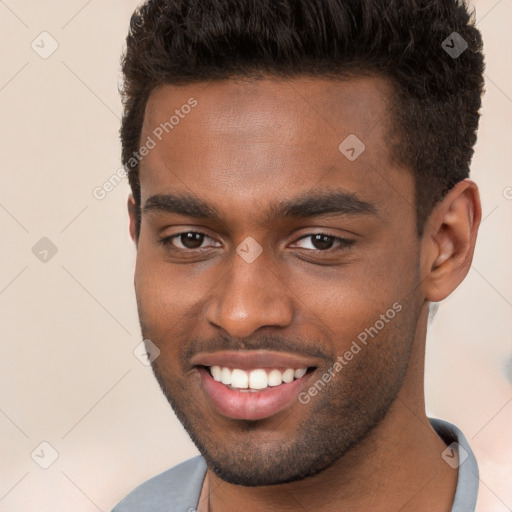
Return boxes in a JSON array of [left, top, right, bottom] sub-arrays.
[[429, 417, 480, 512], [112, 455, 207, 512]]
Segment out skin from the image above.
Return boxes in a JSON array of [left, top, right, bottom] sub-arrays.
[[127, 76, 481, 512]]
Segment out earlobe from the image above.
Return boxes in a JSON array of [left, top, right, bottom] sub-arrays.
[[421, 179, 481, 302]]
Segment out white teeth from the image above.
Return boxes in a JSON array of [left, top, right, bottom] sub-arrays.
[[282, 368, 295, 383], [249, 369, 267, 389], [294, 368, 307, 379], [211, 365, 222, 381], [209, 366, 308, 390], [231, 369, 249, 389], [221, 367, 231, 385], [267, 369, 282, 387]]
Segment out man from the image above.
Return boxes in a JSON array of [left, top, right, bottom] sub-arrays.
[[113, 0, 485, 510]]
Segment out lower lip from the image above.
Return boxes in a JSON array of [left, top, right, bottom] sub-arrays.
[[197, 366, 313, 421]]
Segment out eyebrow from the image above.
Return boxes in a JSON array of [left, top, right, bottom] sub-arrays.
[[143, 188, 378, 224]]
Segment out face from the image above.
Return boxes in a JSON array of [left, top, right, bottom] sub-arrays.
[[130, 76, 425, 486]]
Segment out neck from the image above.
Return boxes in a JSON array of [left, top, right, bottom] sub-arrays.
[[206, 306, 458, 512]]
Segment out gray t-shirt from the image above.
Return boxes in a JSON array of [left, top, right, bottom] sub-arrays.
[[112, 418, 479, 512]]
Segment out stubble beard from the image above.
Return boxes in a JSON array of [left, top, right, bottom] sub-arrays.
[[148, 319, 415, 487]]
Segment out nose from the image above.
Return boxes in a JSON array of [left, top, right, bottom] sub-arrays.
[[204, 249, 294, 339]]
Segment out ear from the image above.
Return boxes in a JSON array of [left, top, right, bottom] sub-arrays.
[[420, 179, 481, 302], [127, 194, 139, 246]]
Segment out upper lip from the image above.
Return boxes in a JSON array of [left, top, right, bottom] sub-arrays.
[[190, 350, 320, 370]]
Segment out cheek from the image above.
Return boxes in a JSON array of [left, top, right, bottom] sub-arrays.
[[133, 226, 419, 357], [134, 243, 177, 342], [289, 251, 418, 342], [133, 244, 213, 352]]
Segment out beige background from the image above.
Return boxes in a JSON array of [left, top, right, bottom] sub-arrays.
[[0, 1, 510, 510]]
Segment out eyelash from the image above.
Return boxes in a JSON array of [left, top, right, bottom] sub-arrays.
[[159, 231, 355, 253]]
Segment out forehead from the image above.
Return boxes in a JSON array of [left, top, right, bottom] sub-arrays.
[[138, 76, 411, 223], [144, 75, 391, 133]]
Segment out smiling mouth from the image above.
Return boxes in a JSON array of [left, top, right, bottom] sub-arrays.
[[201, 365, 316, 392], [194, 359, 318, 420]]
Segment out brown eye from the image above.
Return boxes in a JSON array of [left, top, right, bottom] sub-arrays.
[[177, 232, 206, 249], [310, 234, 336, 251], [160, 231, 218, 250], [293, 233, 355, 252]]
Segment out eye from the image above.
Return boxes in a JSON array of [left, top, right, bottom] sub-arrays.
[[160, 231, 219, 250], [160, 231, 354, 253], [292, 233, 355, 252]]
